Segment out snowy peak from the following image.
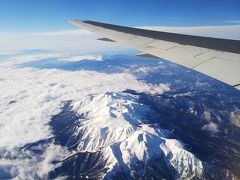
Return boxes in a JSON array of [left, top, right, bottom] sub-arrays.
[[61, 55, 103, 62], [50, 92, 208, 179], [69, 92, 150, 152], [72, 92, 150, 125]]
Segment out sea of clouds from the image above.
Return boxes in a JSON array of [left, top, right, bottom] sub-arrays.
[[0, 53, 170, 178]]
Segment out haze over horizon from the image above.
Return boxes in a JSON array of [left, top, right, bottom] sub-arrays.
[[0, 0, 240, 52]]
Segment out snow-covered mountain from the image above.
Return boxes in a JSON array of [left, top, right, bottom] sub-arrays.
[[49, 92, 236, 179]]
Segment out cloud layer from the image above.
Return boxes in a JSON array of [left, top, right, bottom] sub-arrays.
[[0, 53, 169, 150], [0, 53, 171, 178], [139, 25, 240, 40], [1, 24, 239, 53], [0, 32, 130, 53]]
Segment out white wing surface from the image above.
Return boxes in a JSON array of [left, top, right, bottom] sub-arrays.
[[67, 20, 240, 89]]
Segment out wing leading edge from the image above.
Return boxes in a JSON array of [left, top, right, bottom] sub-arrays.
[[67, 20, 240, 89]]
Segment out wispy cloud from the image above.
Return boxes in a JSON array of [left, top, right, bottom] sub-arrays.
[[32, 29, 93, 36], [138, 25, 240, 40], [224, 20, 240, 24], [1, 24, 240, 52], [0, 31, 129, 53], [202, 122, 219, 133]]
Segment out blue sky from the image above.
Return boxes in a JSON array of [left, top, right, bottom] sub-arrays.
[[1, 0, 240, 32], [0, 0, 239, 52]]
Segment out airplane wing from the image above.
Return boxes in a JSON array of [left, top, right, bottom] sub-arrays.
[[67, 20, 240, 89]]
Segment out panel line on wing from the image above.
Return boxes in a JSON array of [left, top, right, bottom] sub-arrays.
[[194, 52, 205, 58], [166, 46, 178, 51], [191, 57, 215, 69]]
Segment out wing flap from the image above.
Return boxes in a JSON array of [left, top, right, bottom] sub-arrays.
[[194, 57, 240, 86]]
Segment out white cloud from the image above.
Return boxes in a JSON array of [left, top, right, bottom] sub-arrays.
[[0, 144, 71, 179], [201, 122, 219, 133], [225, 20, 240, 24], [36, 144, 71, 178], [138, 25, 240, 40], [0, 53, 170, 150], [0, 53, 170, 178]]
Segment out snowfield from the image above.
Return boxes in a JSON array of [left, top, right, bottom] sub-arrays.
[[65, 92, 204, 179]]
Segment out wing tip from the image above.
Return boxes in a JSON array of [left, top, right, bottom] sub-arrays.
[[66, 19, 91, 26], [66, 19, 83, 24]]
